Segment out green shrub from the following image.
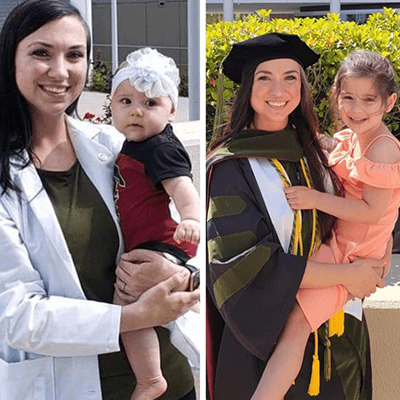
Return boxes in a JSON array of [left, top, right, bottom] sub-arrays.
[[88, 51, 112, 93], [206, 8, 400, 145], [179, 69, 189, 97]]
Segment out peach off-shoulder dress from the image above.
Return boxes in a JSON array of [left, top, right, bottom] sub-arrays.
[[297, 130, 400, 331]]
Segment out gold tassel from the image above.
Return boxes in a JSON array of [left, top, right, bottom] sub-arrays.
[[328, 308, 344, 337], [308, 331, 320, 396]]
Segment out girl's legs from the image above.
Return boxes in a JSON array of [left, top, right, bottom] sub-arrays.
[[250, 302, 312, 400], [122, 328, 167, 400]]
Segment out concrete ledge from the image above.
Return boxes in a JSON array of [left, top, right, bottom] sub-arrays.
[[363, 254, 400, 400], [171, 120, 200, 144]]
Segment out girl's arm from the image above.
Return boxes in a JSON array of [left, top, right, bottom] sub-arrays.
[[162, 175, 200, 244], [301, 258, 385, 299], [285, 184, 393, 224], [162, 175, 200, 222]]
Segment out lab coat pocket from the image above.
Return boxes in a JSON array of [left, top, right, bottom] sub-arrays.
[[0, 356, 55, 400]]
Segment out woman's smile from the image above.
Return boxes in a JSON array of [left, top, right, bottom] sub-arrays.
[[39, 85, 70, 95], [266, 100, 289, 109]]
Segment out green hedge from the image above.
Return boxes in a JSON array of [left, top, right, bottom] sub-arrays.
[[206, 8, 400, 145]]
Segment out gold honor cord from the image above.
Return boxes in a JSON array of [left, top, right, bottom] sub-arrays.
[[270, 158, 319, 258], [270, 157, 322, 396]]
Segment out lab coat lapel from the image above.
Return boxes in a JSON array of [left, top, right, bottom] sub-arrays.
[[10, 161, 85, 296]]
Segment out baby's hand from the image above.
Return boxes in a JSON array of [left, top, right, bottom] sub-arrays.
[[284, 186, 319, 210], [173, 219, 200, 245]]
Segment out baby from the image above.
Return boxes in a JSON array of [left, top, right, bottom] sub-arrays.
[[111, 48, 200, 400]]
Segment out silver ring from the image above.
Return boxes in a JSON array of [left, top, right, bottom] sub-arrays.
[[381, 266, 386, 279]]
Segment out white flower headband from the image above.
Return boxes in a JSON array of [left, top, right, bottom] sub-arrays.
[[111, 47, 180, 109]]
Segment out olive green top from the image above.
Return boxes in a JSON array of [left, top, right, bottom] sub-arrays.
[[38, 162, 193, 400]]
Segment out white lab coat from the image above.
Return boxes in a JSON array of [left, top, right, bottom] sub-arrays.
[[0, 116, 125, 400]]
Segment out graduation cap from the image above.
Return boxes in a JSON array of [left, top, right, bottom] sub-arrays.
[[222, 33, 320, 84]]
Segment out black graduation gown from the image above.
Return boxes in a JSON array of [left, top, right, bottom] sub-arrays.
[[206, 127, 372, 400]]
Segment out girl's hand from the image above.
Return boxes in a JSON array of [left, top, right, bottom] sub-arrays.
[[284, 186, 319, 210], [318, 133, 338, 153], [344, 258, 386, 299], [121, 272, 200, 331], [173, 219, 200, 245]]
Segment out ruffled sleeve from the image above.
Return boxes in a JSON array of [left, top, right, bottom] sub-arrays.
[[350, 157, 400, 189], [329, 130, 355, 166]]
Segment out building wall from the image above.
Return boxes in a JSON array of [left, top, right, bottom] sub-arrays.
[[0, 0, 21, 29], [92, 0, 188, 72], [0, 0, 75, 32]]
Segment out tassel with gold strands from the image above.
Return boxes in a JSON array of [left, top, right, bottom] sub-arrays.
[[329, 308, 345, 337], [308, 331, 320, 396], [270, 158, 322, 395]]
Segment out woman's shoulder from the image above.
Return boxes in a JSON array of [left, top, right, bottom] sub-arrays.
[[67, 116, 125, 153], [207, 154, 249, 176]]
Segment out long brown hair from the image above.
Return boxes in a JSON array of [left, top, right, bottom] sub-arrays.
[[208, 60, 340, 242]]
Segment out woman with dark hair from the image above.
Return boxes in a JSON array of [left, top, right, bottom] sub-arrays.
[[0, 1, 199, 399], [206, 33, 386, 400]]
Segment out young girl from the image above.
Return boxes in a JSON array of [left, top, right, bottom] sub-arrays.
[[251, 49, 399, 400], [111, 48, 200, 400]]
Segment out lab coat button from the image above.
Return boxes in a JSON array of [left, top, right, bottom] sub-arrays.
[[98, 153, 108, 161]]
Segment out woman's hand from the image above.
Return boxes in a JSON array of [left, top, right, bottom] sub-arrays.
[[115, 249, 190, 304], [120, 271, 200, 332], [284, 186, 320, 210], [344, 258, 386, 299]]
